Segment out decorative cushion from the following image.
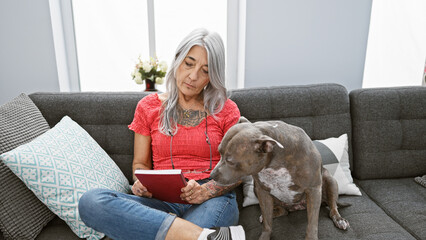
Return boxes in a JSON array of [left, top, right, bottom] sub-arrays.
[[241, 176, 259, 207], [314, 134, 361, 195], [0, 116, 131, 240], [242, 134, 361, 207], [414, 175, 426, 188], [0, 93, 56, 239]]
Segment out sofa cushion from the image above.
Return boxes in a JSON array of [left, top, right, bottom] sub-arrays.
[[239, 189, 416, 240], [0, 116, 131, 240], [350, 87, 426, 179], [35, 216, 114, 240], [0, 93, 55, 239], [358, 178, 426, 240], [314, 133, 361, 195], [35, 217, 82, 240], [414, 174, 426, 187]]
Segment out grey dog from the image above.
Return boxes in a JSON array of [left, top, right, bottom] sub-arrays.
[[210, 117, 349, 240]]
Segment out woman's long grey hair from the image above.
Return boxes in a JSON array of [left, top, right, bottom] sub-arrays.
[[159, 28, 227, 136]]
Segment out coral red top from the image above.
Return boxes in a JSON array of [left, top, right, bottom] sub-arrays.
[[128, 93, 240, 180]]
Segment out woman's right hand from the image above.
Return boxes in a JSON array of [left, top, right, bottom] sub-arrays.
[[132, 179, 153, 198]]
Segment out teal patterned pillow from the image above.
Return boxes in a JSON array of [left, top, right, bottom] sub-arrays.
[[0, 116, 130, 240]]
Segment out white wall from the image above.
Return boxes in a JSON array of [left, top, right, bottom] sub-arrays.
[[0, 0, 59, 106], [245, 0, 372, 91]]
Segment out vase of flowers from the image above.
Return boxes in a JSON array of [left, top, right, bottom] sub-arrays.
[[131, 56, 168, 91]]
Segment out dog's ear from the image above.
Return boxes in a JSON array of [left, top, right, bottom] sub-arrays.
[[238, 116, 250, 124], [254, 135, 284, 153]]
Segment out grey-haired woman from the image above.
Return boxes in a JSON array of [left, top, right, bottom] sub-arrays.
[[79, 28, 245, 240]]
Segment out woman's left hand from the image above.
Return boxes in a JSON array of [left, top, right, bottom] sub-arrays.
[[180, 180, 209, 204]]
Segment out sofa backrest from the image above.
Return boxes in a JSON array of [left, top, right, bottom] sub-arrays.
[[229, 83, 353, 165], [350, 87, 426, 180], [29, 83, 353, 182]]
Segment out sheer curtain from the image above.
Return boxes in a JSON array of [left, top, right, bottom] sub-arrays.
[[362, 0, 426, 88]]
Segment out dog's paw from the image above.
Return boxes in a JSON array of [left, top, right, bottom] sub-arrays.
[[259, 215, 263, 223], [332, 216, 350, 230]]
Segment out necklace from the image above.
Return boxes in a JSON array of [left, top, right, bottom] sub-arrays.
[[183, 109, 192, 118]]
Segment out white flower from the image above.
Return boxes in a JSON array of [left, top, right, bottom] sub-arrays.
[[159, 61, 168, 72], [134, 75, 143, 84], [155, 77, 164, 85], [132, 68, 139, 78], [131, 55, 167, 86], [150, 57, 157, 66], [133, 71, 143, 84], [142, 61, 153, 72]]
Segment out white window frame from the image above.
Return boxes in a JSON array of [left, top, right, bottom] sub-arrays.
[[49, 0, 80, 92], [49, 0, 246, 92], [227, 0, 246, 89]]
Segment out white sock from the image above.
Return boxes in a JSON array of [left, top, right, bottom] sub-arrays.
[[197, 228, 215, 240], [229, 226, 245, 240]]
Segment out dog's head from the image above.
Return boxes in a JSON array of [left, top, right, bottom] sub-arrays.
[[210, 117, 284, 186]]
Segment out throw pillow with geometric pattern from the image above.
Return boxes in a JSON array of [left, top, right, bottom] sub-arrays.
[[313, 134, 361, 196], [0, 116, 131, 240]]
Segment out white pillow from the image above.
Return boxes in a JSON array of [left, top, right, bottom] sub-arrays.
[[0, 116, 131, 239], [315, 133, 361, 196], [241, 176, 259, 207], [242, 133, 361, 207]]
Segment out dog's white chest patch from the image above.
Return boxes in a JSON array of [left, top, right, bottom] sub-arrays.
[[257, 168, 297, 203]]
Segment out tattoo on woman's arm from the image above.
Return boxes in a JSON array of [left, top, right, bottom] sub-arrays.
[[203, 179, 242, 198], [132, 167, 144, 183]]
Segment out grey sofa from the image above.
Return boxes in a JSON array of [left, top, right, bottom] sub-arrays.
[[1, 83, 425, 240]]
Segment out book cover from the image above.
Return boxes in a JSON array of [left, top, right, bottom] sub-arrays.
[[134, 169, 188, 204]]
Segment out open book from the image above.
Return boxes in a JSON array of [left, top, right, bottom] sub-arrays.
[[134, 169, 188, 204]]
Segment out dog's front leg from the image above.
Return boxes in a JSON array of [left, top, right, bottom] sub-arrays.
[[305, 186, 322, 240], [254, 177, 274, 240]]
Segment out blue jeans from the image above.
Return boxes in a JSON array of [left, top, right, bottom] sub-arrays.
[[78, 181, 239, 240]]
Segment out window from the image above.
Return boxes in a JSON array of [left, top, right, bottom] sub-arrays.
[[362, 0, 426, 88], [154, 0, 227, 68], [72, 0, 149, 92], [72, 0, 228, 92]]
